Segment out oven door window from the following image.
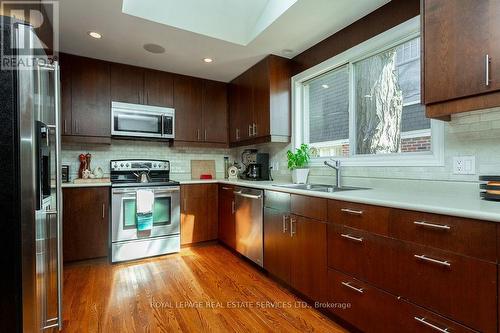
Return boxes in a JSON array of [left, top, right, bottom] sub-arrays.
[[114, 110, 162, 135], [122, 196, 172, 229]]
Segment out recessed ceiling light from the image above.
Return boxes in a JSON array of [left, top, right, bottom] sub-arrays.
[[88, 31, 102, 39], [203, 58, 213, 63], [322, 84, 329, 89], [143, 43, 165, 54]]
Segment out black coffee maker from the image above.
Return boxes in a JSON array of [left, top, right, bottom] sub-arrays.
[[241, 149, 270, 181]]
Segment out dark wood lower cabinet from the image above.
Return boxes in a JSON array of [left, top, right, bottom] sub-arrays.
[[263, 208, 291, 284], [327, 269, 476, 333], [181, 184, 218, 245], [62, 187, 109, 262], [290, 215, 327, 302], [218, 185, 236, 249], [328, 223, 497, 332]]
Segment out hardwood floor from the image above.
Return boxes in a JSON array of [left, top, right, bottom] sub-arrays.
[[62, 244, 347, 333]]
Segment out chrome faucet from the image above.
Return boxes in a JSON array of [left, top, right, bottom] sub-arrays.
[[324, 159, 341, 188]]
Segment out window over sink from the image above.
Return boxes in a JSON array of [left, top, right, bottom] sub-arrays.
[[293, 17, 444, 167]]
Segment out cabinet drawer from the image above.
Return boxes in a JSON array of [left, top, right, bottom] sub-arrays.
[[327, 269, 476, 333], [291, 194, 327, 221], [264, 190, 290, 212], [328, 224, 395, 287], [394, 241, 497, 333], [328, 200, 390, 235], [390, 209, 497, 262]]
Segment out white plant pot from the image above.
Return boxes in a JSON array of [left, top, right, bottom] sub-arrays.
[[292, 168, 309, 184]]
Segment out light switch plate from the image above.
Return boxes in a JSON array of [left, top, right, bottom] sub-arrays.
[[453, 156, 476, 175]]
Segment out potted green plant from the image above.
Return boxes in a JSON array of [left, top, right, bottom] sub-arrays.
[[287, 144, 311, 184]]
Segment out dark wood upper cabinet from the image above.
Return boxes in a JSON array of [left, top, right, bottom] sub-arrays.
[[423, 0, 500, 118], [110, 63, 144, 104], [180, 184, 218, 245], [229, 55, 291, 146], [70, 56, 111, 138], [173, 75, 203, 142], [63, 187, 109, 262], [202, 80, 228, 143], [144, 69, 174, 107], [59, 53, 73, 136]]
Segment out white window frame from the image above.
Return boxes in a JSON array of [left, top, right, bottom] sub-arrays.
[[291, 16, 444, 167]]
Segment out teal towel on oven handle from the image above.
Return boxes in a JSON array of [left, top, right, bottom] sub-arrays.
[[137, 212, 153, 231]]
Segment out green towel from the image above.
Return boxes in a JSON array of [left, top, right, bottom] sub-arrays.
[[137, 212, 153, 231]]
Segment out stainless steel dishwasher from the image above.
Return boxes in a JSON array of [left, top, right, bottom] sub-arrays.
[[234, 187, 264, 267]]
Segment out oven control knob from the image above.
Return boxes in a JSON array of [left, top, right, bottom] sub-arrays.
[[126, 163, 130, 167], [120, 163, 124, 167]]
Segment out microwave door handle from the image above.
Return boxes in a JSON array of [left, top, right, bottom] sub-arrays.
[[161, 115, 164, 136]]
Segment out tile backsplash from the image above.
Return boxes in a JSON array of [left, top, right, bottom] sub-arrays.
[[63, 107, 500, 184], [235, 107, 500, 184], [61, 139, 231, 181]]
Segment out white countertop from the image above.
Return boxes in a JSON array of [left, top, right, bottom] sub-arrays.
[[62, 182, 111, 188], [178, 179, 500, 223]]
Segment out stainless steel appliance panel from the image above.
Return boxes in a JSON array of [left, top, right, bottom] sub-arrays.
[[234, 187, 264, 266], [111, 186, 180, 242]]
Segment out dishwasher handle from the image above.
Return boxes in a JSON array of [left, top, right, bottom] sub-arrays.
[[234, 192, 262, 200]]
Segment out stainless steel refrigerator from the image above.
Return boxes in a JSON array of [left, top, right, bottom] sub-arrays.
[[1, 19, 62, 332]]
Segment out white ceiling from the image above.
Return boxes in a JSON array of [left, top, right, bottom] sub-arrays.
[[59, 0, 390, 82], [122, 0, 298, 46]]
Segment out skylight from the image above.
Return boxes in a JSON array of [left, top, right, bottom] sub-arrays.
[[122, 0, 298, 45]]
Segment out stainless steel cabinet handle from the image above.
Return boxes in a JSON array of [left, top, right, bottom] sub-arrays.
[[248, 124, 252, 137], [282, 215, 288, 233], [413, 221, 450, 231], [64, 119, 67, 134], [197, 129, 200, 141], [204, 129, 207, 141], [236, 128, 240, 140], [290, 217, 296, 237], [340, 234, 363, 243], [485, 55, 489, 86], [414, 254, 451, 267], [341, 208, 363, 216], [102, 204, 105, 219], [231, 201, 235, 214], [414, 317, 450, 333], [341, 281, 364, 294], [253, 123, 257, 136]]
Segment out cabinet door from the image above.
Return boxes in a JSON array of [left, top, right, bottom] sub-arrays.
[[144, 69, 174, 107], [290, 215, 327, 302], [229, 81, 242, 143], [174, 75, 203, 141], [110, 63, 144, 104], [59, 53, 73, 136], [218, 185, 236, 249], [71, 57, 110, 137], [202, 80, 228, 143], [231, 71, 253, 141], [424, 0, 497, 103], [264, 208, 291, 284], [63, 187, 109, 262], [181, 184, 217, 245], [252, 58, 270, 138]]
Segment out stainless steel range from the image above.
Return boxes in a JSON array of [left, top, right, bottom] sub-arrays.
[[110, 159, 180, 263]]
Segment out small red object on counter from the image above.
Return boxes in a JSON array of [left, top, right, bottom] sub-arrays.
[[200, 174, 213, 180]]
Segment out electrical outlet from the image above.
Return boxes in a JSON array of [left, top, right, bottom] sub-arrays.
[[453, 156, 476, 175], [272, 161, 279, 171]]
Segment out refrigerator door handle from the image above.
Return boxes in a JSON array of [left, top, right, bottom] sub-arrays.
[[43, 61, 63, 331]]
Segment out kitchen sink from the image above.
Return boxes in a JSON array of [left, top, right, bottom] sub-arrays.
[[273, 184, 369, 193]]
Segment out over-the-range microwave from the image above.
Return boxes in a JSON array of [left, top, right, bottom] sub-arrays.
[[111, 101, 175, 139]]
